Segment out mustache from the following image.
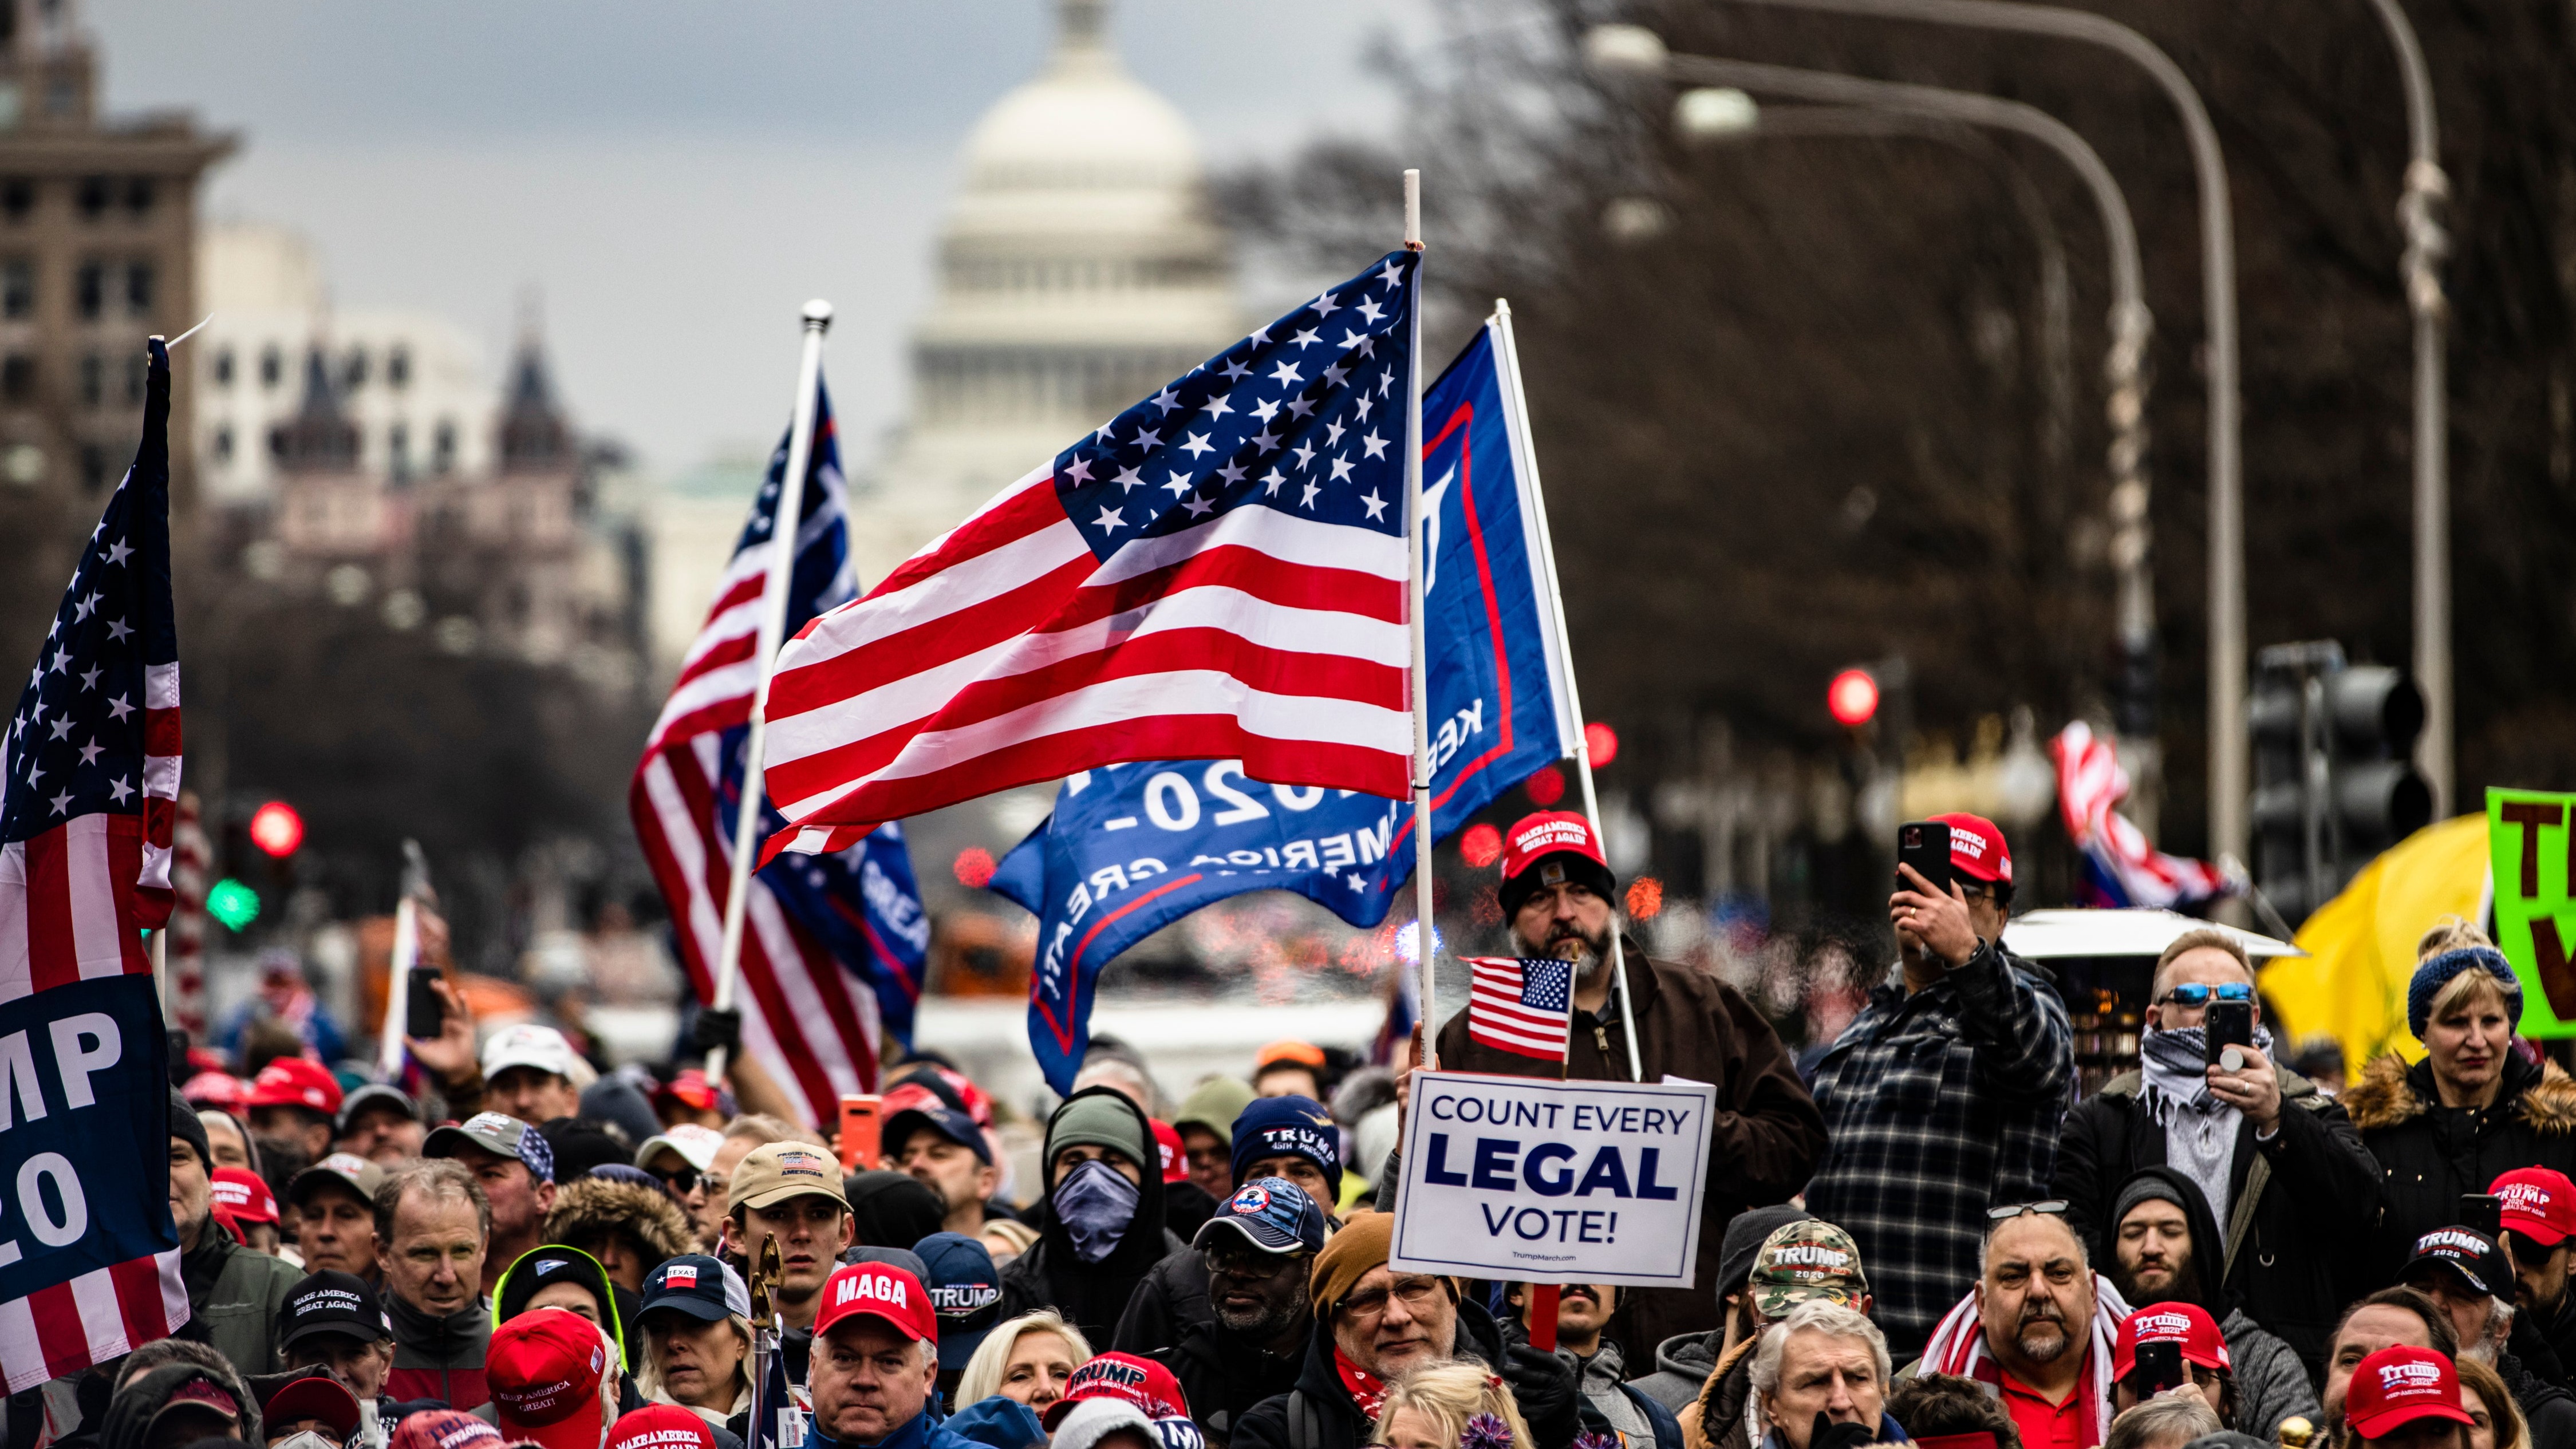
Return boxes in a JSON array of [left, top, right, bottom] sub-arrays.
[[2018, 1302, 2065, 1325]]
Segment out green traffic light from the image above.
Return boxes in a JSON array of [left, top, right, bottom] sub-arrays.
[[207, 878, 260, 931]]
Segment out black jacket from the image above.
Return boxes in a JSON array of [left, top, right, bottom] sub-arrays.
[[1113, 1249, 1213, 1356], [2345, 1053, 2576, 1281], [2052, 1061, 2378, 1370], [1232, 1297, 1507, 1449], [1151, 1312, 1308, 1446], [997, 1088, 1186, 1348]]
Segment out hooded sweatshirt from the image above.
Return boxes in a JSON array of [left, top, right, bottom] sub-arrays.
[[492, 1243, 633, 1372], [99, 1363, 262, 1449], [997, 1088, 1183, 1347], [2101, 1166, 2319, 1438]]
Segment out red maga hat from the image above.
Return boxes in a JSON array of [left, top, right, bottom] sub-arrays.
[[487, 1312, 612, 1449], [2112, 1301, 2230, 1379], [1150, 1120, 1188, 1185], [211, 1167, 278, 1226], [813, 1261, 938, 1344], [2346, 1346, 2474, 1440], [1043, 1352, 1189, 1430], [1926, 813, 2013, 885], [2496, 1167, 2576, 1247], [1498, 811, 1606, 881], [246, 1057, 344, 1116]]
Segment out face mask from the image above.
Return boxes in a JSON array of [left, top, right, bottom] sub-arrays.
[[1053, 1158, 1139, 1264]]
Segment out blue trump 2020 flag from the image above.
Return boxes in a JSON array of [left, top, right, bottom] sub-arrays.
[[992, 319, 1576, 1093]]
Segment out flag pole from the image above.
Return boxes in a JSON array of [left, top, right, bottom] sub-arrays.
[[377, 895, 417, 1080], [1492, 299, 1642, 1083], [1403, 170, 1438, 1073], [709, 299, 834, 1089]]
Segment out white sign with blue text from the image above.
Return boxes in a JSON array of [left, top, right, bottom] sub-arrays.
[[1390, 1071, 1717, 1288]]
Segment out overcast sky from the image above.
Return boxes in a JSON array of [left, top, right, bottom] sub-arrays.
[[88, 1, 1437, 477]]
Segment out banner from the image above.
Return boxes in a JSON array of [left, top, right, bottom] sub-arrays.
[[2492, 788, 2576, 1036], [991, 321, 1578, 1094], [1390, 1071, 1715, 1288]]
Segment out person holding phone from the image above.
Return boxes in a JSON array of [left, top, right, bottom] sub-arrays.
[[1804, 814, 2074, 1361], [2052, 929, 2379, 1376]]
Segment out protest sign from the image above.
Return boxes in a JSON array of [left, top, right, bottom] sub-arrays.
[[1390, 1071, 1716, 1288], [990, 321, 1579, 1094], [2492, 788, 2576, 1035]]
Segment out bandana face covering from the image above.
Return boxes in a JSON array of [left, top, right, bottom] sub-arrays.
[[1054, 1158, 1139, 1264]]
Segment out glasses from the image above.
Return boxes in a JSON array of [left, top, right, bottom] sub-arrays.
[[1340, 1277, 1447, 1320], [649, 1166, 700, 1195], [2155, 983, 2255, 1007], [1987, 1201, 2069, 1221]]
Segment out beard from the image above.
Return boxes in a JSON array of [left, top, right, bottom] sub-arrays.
[[1516, 921, 1611, 970], [1215, 1292, 1301, 1339], [2013, 1306, 2072, 1364]]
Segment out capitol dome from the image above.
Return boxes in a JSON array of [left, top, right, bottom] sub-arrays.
[[854, 0, 1240, 591]]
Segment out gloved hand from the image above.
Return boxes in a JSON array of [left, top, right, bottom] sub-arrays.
[[692, 1006, 742, 1059], [1810, 1414, 1880, 1449], [1500, 1342, 1582, 1449]]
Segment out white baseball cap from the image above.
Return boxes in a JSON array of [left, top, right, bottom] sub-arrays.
[[636, 1123, 725, 1173], [480, 1024, 593, 1087]]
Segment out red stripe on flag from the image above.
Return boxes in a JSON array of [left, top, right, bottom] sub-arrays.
[[1061, 544, 1406, 630], [141, 707, 180, 757], [108, 1254, 170, 1352], [106, 818, 151, 966], [767, 551, 1098, 719], [19, 829, 78, 993], [863, 475, 1067, 602], [28, 1280, 87, 1381]]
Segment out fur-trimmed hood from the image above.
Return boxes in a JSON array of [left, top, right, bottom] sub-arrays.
[[542, 1176, 699, 1268], [2344, 1050, 2576, 1135]]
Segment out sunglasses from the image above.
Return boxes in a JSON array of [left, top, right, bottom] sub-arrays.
[[1988, 1201, 2069, 1221], [648, 1165, 701, 1195], [2155, 982, 2255, 1007]]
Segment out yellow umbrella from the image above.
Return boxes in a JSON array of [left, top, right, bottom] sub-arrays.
[[2258, 814, 2491, 1075]]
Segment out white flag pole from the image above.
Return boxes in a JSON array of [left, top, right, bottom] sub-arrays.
[[1402, 170, 1438, 1073], [1492, 298, 1641, 1083], [708, 299, 834, 1088], [377, 895, 418, 1080]]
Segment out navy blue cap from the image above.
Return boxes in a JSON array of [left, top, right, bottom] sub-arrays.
[[842, 1244, 931, 1281], [1193, 1176, 1326, 1256], [1230, 1096, 1340, 1201], [916, 1231, 1004, 1369], [640, 1254, 749, 1324], [885, 1104, 992, 1166]]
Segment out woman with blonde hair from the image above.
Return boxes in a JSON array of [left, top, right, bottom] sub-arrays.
[[1372, 1362, 1534, 1449], [2346, 917, 2576, 1272], [634, 1255, 755, 1424], [2456, 1356, 2529, 1449], [956, 1309, 1094, 1416]]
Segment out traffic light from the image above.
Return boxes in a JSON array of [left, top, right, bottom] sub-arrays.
[[1828, 668, 1880, 727], [248, 800, 303, 857], [2248, 643, 2432, 927]]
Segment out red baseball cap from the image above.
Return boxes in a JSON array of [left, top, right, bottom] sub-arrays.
[[390, 1409, 507, 1449], [247, 1057, 344, 1116], [1498, 811, 1607, 880], [1043, 1352, 1189, 1430], [487, 1312, 612, 1449], [2112, 1301, 2231, 1379], [1928, 813, 2013, 885], [812, 1261, 938, 1345], [211, 1167, 279, 1226], [2345, 1346, 2475, 1439], [2496, 1168, 2576, 1247], [264, 1375, 362, 1440], [183, 1071, 247, 1110], [606, 1405, 718, 1449], [1150, 1120, 1189, 1185]]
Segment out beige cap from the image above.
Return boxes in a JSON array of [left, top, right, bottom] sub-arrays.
[[727, 1141, 848, 1214]]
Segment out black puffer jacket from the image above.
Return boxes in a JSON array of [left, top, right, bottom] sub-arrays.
[[2051, 1060, 2377, 1371], [2345, 1052, 2576, 1281], [997, 1088, 1185, 1347]]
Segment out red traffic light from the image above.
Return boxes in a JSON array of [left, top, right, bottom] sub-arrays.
[[1584, 721, 1619, 769], [1828, 668, 1880, 727], [247, 801, 303, 858]]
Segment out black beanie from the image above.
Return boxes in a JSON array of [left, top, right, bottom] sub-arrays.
[[168, 1088, 211, 1164]]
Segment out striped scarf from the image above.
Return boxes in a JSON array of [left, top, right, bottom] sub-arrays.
[[1918, 1274, 2132, 1446]]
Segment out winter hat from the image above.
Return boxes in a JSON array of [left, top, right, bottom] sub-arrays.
[[1048, 1397, 1158, 1449], [1171, 1077, 1257, 1144], [1229, 1096, 1340, 1201], [843, 1170, 945, 1249], [168, 1088, 211, 1164], [2113, 1174, 2197, 1230], [1046, 1092, 1147, 1179], [2409, 947, 2522, 1040], [1496, 811, 1616, 918], [1309, 1211, 1400, 1320], [1715, 1205, 1810, 1305]]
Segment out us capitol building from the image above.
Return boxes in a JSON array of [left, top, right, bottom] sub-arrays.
[[847, 0, 1241, 588]]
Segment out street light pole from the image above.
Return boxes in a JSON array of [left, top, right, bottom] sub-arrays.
[[1718, 0, 2247, 878], [2364, 0, 2451, 819]]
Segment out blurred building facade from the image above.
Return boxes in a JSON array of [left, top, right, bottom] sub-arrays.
[[851, 0, 1239, 587], [0, 0, 229, 502]]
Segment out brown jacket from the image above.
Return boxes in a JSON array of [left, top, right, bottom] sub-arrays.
[[1431, 939, 1828, 1353]]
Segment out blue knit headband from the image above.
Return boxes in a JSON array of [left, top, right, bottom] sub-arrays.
[[2408, 946, 2522, 1041]]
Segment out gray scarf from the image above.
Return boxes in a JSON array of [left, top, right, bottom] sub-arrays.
[[2138, 1024, 2274, 1245]]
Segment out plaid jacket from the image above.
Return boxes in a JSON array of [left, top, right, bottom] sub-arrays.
[[1801, 939, 2074, 1356]]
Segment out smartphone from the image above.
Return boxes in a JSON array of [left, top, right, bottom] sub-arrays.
[[2130, 1340, 2185, 1397], [838, 1094, 881, 1172], [405, 967, 445, 1041], [2204, 1000, 2255, 1069], [2461, 1194, 2504, 1238], [1896, 820, 1954, 895]]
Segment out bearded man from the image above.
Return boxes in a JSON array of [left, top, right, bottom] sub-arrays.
[[1426, 811, 1826, 1352]]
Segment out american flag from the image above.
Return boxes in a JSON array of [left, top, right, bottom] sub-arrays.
[[1466, 956, 1575, 1061], [2050, 721, 2233, 909], [629, 379, 929, 1123], [759, 250, 1421, 861], [0, 338, 189, 1390]]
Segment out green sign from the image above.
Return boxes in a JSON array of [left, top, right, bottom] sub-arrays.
[[2491, 788, 2576, 1037]]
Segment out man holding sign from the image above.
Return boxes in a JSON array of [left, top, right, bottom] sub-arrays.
[[1428, 812, 1826, 1355]]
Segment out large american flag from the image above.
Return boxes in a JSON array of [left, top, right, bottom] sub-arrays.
[[2050, 721, 2232, 909], [759, 250, 1421, 860], [1466, 956, 1575, 1061], [0, 338, 189, 1390], [629, 381, 929, 1123]]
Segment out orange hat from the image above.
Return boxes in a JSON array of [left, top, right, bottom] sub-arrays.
[[1256, 1040, 1325, 1070]]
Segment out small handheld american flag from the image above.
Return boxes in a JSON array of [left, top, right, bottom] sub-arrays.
[[1466, 955, 1575, 1062]]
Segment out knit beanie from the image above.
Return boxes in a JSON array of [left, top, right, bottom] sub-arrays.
[[1310, 1210, 1394, 1319], [1173, 1076, 1257, 1142], [2408, 947, 2522, 1041], [1716, 1205, 1810, 1302], [1048, 1091, 1147, 1179], [169, 1088, 211, 1164], [2113, 1174, 2191, 1228], [1230, 1096, 1342, 1201]]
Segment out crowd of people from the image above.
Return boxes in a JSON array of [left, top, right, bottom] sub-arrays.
[[33, 807, 2566, 1449]]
